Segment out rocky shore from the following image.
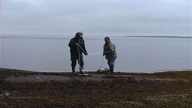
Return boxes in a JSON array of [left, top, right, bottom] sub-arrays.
[[0, 68, 192, 108]]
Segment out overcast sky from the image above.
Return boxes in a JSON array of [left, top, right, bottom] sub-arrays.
[[1, 0, 191, 37]]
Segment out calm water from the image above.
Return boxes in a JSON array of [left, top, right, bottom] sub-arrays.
[[1, 36, 192, 73]]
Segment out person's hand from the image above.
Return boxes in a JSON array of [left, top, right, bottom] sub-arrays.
[[85, 53, 88, 56], [75, 43, 80, 46], [103, 51, 105, 56]]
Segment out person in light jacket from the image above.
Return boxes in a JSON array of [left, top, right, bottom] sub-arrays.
[[103, 37, 117, 74]]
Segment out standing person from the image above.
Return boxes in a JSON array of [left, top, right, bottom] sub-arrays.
[[68, 31, 88, 75], [103, 37, 117, 74]]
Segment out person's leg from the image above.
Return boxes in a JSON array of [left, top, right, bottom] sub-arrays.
[[107, 57, 116, 74], [71, 54, 77, 74]]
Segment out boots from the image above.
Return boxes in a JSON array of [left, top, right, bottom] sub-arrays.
[[72, 67, 76, 75], [109, 67, 114, 74]]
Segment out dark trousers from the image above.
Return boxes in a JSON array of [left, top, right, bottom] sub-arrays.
[[71, 54, 84, 72]]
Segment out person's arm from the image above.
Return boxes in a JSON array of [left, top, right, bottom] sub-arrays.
[[103, 45, 106, 56], [108, 43, 115, 54], [82, 40, 88, 55]]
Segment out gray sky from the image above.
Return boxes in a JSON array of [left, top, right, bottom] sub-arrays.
[[1, 0, 191, 37]]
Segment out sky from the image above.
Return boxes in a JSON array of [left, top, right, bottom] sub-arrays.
[[1, 0, 192, 37]]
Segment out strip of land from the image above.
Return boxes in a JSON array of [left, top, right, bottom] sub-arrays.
[[0, 68, 192, 108]]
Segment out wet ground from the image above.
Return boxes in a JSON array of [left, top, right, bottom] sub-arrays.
[[5, 75, 109, 82], [5, 74, 189, 83], [1, 68, 192, 108]]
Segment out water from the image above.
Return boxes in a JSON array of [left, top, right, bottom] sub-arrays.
[[1, 35, 192, 73]]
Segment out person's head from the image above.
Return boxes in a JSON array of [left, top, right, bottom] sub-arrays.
[[75, 31, 83, 39], [104, 37, 111, 44]]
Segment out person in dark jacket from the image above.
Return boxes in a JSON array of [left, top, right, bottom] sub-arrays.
[[68, 31, 88, 74], [103, 37, 117, 74]]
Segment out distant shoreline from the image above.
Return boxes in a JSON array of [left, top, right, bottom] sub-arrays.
[[122, 35, 192, 39], [1, 35, 192, 39]]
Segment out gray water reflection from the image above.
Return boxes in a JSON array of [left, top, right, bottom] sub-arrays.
[[1, 36, 192, 73]]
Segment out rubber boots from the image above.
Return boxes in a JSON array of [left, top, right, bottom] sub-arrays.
[[72, 67, 76, 75], [110, 66, 114, 74]]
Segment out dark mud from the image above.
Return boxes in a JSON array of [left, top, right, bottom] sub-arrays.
[[0, 68, 192, 108]]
